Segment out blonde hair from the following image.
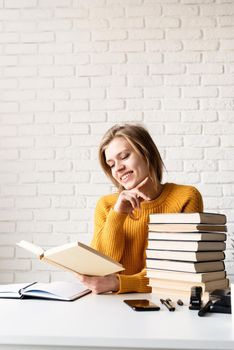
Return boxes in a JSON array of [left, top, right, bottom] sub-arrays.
[[98, 124, 164, 191]]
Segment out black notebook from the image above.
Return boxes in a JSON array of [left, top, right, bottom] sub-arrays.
[[0, 281, 91, 301]]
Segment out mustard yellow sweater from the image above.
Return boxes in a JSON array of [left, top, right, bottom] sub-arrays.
[[91, 183, 203, 294]]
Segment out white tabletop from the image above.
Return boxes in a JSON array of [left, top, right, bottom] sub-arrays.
[[0, 293, 233, 350]]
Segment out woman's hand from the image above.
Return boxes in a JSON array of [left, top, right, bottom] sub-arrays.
[[75, 273, 120, 294], [114, 177, 150, 214]]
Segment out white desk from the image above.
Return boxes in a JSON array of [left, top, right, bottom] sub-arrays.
[[0, 293, 233, 350]]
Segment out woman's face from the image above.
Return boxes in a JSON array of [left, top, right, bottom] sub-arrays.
[[104, 136, 149, 190]]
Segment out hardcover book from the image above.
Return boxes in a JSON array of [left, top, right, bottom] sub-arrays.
[[148, 231, 227, 242], [146, 259, 225, 273], [148, 277, 229, 293], [149, 212, 226, 225], [17, 240, 124, 276], [148, 223, 227, 233], [146, 249, 225, 262], [146, 269, 226, 283], [147, 240, 226, 252]]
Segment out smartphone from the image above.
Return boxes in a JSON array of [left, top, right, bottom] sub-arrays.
[[124, 299, 160, 311]]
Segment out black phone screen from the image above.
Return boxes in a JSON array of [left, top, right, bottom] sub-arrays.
[[124, 299, 160, 311]]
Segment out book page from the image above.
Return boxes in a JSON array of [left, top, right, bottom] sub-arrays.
[[16, 240, 44, 257], [23, 281, 90, 301], [0, 283, 31, 298], [44, 241, 78, 256]]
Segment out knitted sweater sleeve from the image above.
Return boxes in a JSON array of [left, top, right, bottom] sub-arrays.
[[116, 269, 151, 294], [182, 187, 204, 213], [91, 197, 128, 262], [90, 196, 151, 294]]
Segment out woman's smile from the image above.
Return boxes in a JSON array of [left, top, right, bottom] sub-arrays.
[[120, 171, 133, 183]]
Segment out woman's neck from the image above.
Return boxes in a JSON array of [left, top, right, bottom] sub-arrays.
[[143, 180, 163, 201]]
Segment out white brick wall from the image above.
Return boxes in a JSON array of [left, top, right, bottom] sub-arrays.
[[0, 0, 234, 284]]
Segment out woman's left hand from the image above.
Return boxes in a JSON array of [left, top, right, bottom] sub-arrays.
[[75, 273, 120, 294]]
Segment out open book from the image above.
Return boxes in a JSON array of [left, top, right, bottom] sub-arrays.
[[17, 240, 124, 276], [0, 281, 91, 301]]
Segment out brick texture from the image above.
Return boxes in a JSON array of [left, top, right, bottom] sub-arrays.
[[0, 0, 233, 283]]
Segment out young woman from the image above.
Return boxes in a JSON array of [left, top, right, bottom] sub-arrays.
[[77, 124, 203, 294]]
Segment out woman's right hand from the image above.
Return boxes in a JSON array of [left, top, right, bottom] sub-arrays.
[[114, 177, 150, 214], [75, 273, 120, 294]]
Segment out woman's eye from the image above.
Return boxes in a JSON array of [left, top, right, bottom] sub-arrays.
[[121, 153, 129, 160]]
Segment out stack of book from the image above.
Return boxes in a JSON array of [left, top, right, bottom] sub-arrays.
[[146, 212, 229, 300]]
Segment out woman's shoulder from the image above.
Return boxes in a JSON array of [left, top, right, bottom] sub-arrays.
[[166, 182, 201, 195], [96, 192, 119, 209], [165, 182, 202, 206]]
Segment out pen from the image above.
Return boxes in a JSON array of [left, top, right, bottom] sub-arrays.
[[160, 298, 175, 312], [166, 298, 176, 311]]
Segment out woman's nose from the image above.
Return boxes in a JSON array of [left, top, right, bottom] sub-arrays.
[[115, 161, 125, 172]]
